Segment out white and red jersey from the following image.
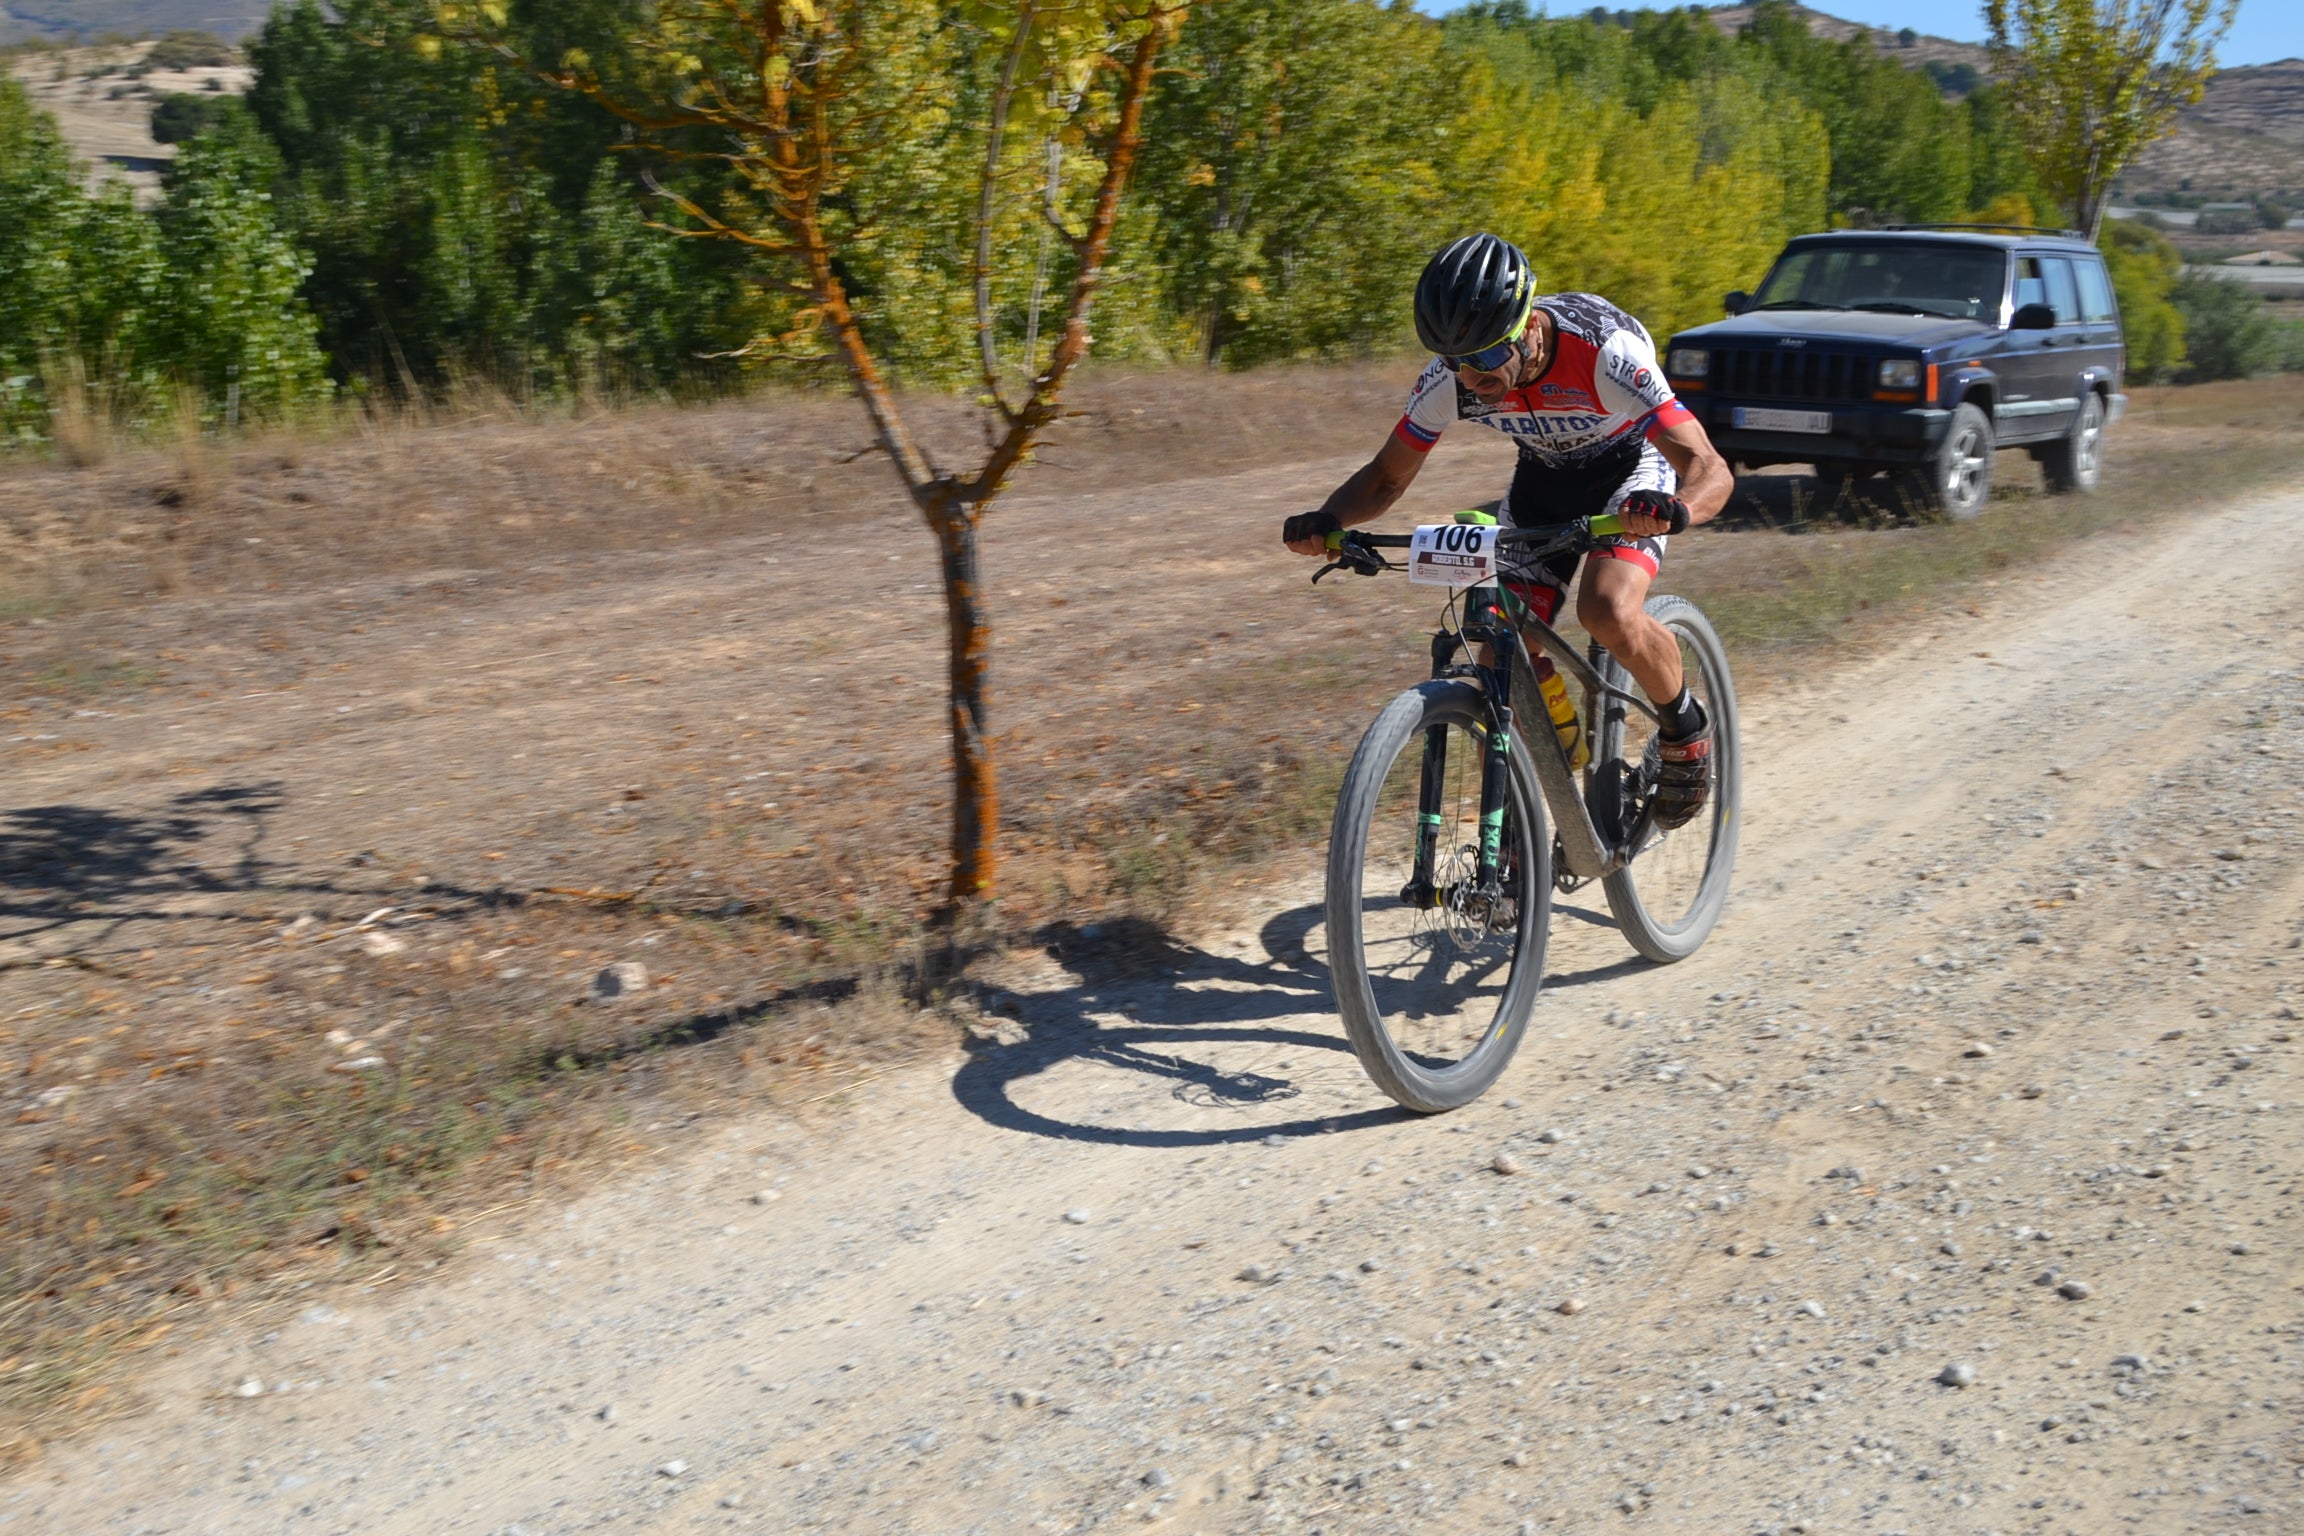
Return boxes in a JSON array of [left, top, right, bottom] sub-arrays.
[[1393, 292, 1694, 469]]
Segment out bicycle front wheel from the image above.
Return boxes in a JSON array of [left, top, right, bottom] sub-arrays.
[[1594, 594, 1741, 962], [1325, 681, 1551, 1113]]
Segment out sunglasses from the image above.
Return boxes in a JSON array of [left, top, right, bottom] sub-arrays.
[[1445, 339, 1518, 374]]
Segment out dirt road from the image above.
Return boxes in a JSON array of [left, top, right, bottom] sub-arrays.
[[6, 480, 2302, 1535]]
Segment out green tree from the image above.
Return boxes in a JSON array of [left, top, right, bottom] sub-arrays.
[[451, 0, 1190, 911], [1736, 0, 1971, 225], [245, 0, 761, 396], [1135, 0, 1456, 367], [1986, 0, 2239, 240], [2100, 217, 2185, 378], [154, 117, 332, 422], [1, 79, 171, 446]]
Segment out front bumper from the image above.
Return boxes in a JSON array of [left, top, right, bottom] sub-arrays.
[[1684, 397, 1953, 465]]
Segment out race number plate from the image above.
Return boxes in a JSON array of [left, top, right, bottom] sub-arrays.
[[1408, 522, 1499, 587], [1732, 406, 1834, 434]]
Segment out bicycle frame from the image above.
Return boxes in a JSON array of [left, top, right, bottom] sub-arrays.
[[1327, 519, 1667, 887], [1484, 580, 1660, 881]]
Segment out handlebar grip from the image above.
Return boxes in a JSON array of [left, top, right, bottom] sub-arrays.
[[1324, 530, 1346, 552], [1588, 511, 1626, 538]]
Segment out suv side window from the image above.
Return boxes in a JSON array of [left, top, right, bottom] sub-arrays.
[[2014, 256, 2047, 312], [2075, 258, 2119, 324], [2042, 258, 2081, 325]]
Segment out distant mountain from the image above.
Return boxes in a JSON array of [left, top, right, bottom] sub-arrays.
[[1707, 2, 1992, 86], [2124, 60, 2304, 197], [1706, 4, 2302, 198], [0, 2, 267, 47]]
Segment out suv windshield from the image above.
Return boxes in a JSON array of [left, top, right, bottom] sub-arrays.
[[1751, 243, 2009, 320]]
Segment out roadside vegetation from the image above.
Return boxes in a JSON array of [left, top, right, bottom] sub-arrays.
[[0, 0, 2120, 454]]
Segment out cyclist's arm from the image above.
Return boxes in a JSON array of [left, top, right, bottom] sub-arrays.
[[1643, 416, 1732, 528], [1284, 435, 1427, 555]]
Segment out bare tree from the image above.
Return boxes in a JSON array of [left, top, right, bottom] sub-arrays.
[[1986, 0, 2239, 240], [443, 0, 1188, 916]]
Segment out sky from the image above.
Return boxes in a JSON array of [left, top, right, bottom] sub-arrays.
[[1413, 2, 2304, 67]]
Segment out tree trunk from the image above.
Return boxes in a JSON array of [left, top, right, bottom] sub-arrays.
[[931, 494, 996, 912]]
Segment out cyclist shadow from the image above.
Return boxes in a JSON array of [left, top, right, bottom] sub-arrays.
[[948, 902, 1651, 1147], [949, 905, 1412, 1147]]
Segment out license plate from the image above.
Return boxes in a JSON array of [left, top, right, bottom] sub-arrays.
[[1733, 406, 1834, 434]]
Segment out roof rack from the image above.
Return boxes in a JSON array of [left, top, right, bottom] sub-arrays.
[[1872, 222, 2090, 238]]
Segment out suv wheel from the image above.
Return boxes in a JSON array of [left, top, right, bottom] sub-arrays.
[[2039, 392, 2105, 495], [1904, 402, 1994, 521]]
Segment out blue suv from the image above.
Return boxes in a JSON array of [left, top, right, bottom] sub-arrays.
[[1661, 229, 2127, 519]]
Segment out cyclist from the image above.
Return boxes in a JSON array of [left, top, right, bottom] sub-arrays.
[[1283, 233, 1732, 828]]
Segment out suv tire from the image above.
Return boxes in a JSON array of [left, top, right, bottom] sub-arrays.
[[1904, 401, 1994, 521], [2038, 391, 2105, 495]]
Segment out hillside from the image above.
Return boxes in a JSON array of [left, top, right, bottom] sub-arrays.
[[0, 1, 264, 46], [5, 40, 253, 199], [1705, 5, 2304, 199], [1709, 1, 1991, 82], [2125, 59, 2304, 197]]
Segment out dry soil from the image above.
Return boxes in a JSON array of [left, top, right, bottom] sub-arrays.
[[2, 446, 2297, 1534]]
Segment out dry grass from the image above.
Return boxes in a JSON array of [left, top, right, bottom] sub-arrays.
[[0, 361, 1413, 614], [0, 366, 2296, 1452]]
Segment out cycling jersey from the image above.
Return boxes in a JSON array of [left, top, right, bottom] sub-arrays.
[[1392, 292, 1694, 587], [1393, 292, 1693, 466]]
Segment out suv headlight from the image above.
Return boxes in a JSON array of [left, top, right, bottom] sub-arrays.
[[1666, 347, 1709, 379], [1878, 358, 1922, 390]]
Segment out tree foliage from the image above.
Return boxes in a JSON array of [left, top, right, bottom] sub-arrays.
[[2100, 218, 2186, 380], [0, 76, 324, 446], [15, 0, 2258, 452], [1986, 0, 2239, 240]]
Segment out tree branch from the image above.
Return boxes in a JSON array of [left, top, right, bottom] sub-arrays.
[[973, 5, 1037, 419]]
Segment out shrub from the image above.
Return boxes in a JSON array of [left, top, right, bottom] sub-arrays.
[[145, 31, 236, 71], [2101, 219, 2186, 381], [150, 92, 227, 144], [2173, 272, 2280, 381], [2194, 206, 2262, 237]]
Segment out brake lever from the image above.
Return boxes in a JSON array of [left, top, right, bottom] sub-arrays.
[[1310, 536, 1392, 583]]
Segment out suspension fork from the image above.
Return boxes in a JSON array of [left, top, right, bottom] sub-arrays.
[[1463, 587, 1517, 892], [1406, 629, 1463, 909]]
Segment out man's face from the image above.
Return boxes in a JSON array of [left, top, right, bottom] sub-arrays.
[[1456, 335, 1526, 404]]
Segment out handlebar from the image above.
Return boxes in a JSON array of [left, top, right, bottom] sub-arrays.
[[1314, 507, 1681, 582]]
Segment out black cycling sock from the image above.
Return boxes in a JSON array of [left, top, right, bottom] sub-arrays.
[[1659, 687, 1707, 741]]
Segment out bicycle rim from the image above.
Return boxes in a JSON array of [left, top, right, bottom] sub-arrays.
[[1326, 683, 1550, 1112], [1600, 596, 1740, 962]]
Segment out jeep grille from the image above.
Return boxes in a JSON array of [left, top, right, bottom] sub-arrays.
[[1714, 348, 1877, 403]]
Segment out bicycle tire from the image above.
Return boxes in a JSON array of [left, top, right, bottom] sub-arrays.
[[1325, 681, 1552, 1113], [1593, 595, 1740, 962]]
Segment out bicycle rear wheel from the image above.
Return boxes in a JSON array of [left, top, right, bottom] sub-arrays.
[[1325, 681, 1551, 1113], [1592, 595, 1740, 962]]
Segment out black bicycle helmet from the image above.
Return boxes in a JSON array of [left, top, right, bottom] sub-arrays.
[[1413, 233, 1535, 357]]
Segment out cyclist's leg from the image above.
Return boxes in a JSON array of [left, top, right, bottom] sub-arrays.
[[1575, 555, 1678, 704], [1573, 446, 1681, 705]]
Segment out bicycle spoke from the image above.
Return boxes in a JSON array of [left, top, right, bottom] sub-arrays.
[[1353, 718, 1524, 1071]]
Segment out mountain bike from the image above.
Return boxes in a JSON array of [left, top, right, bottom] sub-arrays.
[[1309, 512, 1740, 1113]]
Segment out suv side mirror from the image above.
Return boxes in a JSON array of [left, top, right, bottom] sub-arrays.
[[1723, 290, 1750, 316], [2010, 302, 2056, 330]]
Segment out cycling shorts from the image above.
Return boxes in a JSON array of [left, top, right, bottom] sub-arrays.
[[1498, 438, 1672, 625]]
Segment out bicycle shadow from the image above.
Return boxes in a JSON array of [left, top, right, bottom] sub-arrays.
[[950, 907, 1405, 1147], [949, 900, 1646, 1147]]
